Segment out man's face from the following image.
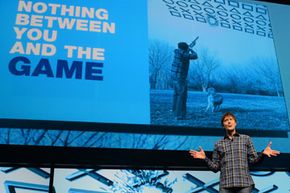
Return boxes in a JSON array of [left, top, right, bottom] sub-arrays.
[[223, 115, 237, 132]]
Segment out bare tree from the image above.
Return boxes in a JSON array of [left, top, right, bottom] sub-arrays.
[[149, 40, 173, 89], [151, 135, 169, 150], [33, 129, 48, 145], [20, 128, 34, 145], [209, 56, 282, 96], [0, 128, 48, 146], [221, 65, 258, 94], [46, 130, 65, 146], [82, 132, 108, 147], [1, 129, 11, 144], [60, 130, 87, 147], [131, 134, 149, 149], [189, 48, 220, 91], [253, 57, 282, 96]]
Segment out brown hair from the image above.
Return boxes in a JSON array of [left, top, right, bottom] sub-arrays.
[[221, 112, 237, 127]]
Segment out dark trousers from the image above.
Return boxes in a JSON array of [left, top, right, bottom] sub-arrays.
[[172, 80, 187, 119], [219, 185, 253, 193]]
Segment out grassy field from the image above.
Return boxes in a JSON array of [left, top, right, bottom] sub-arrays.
[[150, 89, 289, 131]]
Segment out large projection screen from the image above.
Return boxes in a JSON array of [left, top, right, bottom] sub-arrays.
[[0, 0, 289, 131], [0, 0, 290, 154]]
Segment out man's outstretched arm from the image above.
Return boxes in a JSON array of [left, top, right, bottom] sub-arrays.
[[262, 141, 280, 157], [189, 145, 220, 172]]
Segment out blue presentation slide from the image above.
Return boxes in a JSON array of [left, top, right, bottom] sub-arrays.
[[0, 0, 289, 132], [0, 0, 150, 125]]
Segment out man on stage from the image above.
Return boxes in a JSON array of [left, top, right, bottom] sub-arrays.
[[189, 112, 280, 193]]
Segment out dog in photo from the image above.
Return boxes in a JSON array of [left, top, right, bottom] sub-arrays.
[[205, 87, 223, 112]]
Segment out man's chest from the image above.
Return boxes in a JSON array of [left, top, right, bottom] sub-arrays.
[[217, 138, 248, 159]]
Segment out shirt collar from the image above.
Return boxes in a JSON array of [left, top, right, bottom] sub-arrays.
[[224, 132, 240, 140]]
